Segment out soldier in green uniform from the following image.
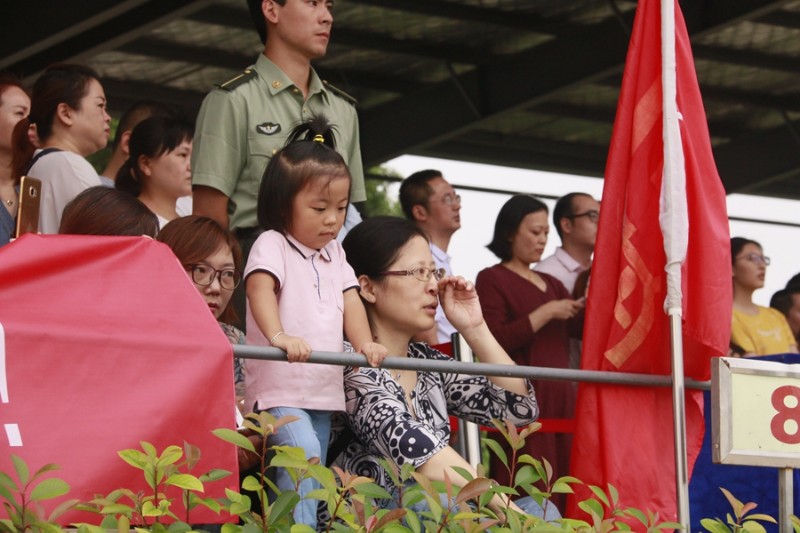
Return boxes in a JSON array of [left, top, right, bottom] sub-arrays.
[[192, 0, 365, 333], [191, 0, 364, 239]]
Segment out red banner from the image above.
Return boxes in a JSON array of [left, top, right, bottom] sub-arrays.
[[568, 0, 731, 521], [0, 235, 239, 525]]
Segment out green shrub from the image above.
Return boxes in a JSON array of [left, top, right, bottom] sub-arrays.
[[0, 417, 783, 532]]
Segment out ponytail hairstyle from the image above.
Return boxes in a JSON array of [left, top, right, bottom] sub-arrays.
[[256, 114, 351, 233], [11, 63, 99, 180], [116, 115, 194, 197]]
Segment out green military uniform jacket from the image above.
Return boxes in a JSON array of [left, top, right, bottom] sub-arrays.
[[192, 54, 365, 231]]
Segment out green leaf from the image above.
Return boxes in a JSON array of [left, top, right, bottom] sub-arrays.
[[213, 429, 257, 453], [241, 476, 263, 492], [700, 518, 731, 533], [625, 508, 647, 525], [747, 514, 777, 523], [741, 520, 768, 533], [157, 446, 184, 467], [270, 453, 310, 470], [100, 503, 136, 515], [166, 521, 192, 533], [46, 498, 79, 522], [450, 466, 475, 483], [165, 474, 203, 492], [481, 439, 507, 468], [118, 450, 148, 470], [31, 463, 61, 481], [551, 480, 575, 494], [30, 478, 70, 501], [140, 441, 158, 457], [578, 499, 603, 520], [199, 469, 232, 483], [10, 455, 29, 485], [141, 500, 162, 517], [0, 471, 17, 490], [0, 482, 16, 502], [588, 485, 609, 507], [270, 490, 301, 523], [512, 465, 539, 488], [352, 482, 393, 500]]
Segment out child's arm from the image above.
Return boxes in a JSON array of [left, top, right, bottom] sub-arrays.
[[246, 271, 312, 362], [343, 289, 387, 367]]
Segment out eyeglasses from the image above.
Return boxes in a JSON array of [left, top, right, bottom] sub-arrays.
[[736, 253, 771, 266], [380, 267, 447, 282], [569, 210, 599, 223], [438, 193, 461, 206], [184, 264, 242, 290]]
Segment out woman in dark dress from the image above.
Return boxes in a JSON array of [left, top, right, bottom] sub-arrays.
[[475, 195, 584, 513]]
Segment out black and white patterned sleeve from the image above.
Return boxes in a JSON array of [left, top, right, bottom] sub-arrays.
[[436, 352, 539, 427], [343, 368, 448, 470]]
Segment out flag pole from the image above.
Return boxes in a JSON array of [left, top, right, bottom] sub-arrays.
[[661, 0, 691, 527]]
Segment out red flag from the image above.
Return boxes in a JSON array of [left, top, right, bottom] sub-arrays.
[[568, 0, 731, 521], [0, 235, 239, 525]]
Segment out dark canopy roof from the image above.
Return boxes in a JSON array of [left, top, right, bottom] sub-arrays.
[[4, 0, 800, 198]]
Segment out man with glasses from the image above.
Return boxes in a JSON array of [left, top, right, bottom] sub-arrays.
[[536, 192, 599, 368], [535, 192, 599, 294], [399, 169, 461, 345]]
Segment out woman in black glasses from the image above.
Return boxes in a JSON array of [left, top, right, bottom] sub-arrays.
[[730, 236, 797, 356], [332, 216, 556, 521], [157, 216, 251, 423]]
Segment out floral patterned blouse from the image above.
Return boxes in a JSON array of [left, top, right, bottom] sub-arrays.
[[336, 342, 539, 494], [220, 322, 246, 399]]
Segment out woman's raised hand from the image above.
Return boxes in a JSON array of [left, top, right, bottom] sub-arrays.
[[439, 275, 484, 331]]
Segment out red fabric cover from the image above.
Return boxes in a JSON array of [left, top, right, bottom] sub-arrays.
[[568, 0, 731, 521], [0, 235, 239, 525]]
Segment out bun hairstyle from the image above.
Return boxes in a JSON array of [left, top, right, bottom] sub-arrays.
[[256, 114, 351, 234], [116, 116, 194, 197]]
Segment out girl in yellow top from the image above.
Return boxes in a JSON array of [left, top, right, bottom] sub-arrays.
[[730, 237, 797, 356]]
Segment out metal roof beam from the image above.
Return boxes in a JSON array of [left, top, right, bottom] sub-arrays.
[[694, 43, 800, 74], [343, 0, 565, 35], [716, 119, 800, 194], [1, 0, 212, 78]]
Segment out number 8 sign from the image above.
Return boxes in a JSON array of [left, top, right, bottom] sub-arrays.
[[713, 357, 800, 467]]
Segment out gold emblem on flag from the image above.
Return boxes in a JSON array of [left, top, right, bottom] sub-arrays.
[[604, 215, 657, 368]]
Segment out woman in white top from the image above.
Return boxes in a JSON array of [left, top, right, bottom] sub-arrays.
[[116, 116, 193, 229], [12, 64, 109, 234]]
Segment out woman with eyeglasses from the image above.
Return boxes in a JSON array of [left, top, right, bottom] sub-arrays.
[[474, 194, 584, 513], [332, 216, 557, 521], [730, 237, 797, 356], [157, 216, 256, 453]]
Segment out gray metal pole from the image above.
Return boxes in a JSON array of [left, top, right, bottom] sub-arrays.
[[668, 311, 691, 530], [232, 344, 711, 390], [779, 468, 793, 533]]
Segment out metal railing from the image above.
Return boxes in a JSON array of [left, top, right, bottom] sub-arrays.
[[232, 344, 711, 390]]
